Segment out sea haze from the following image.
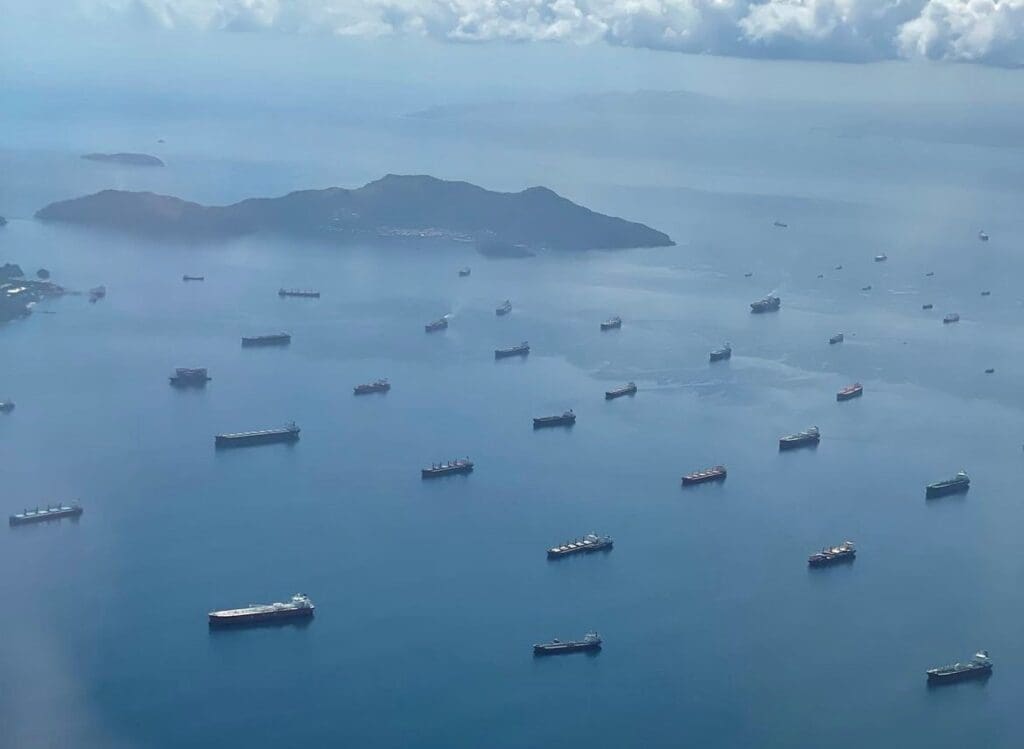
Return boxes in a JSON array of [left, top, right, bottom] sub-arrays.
[[2, 46, 1024, 749]]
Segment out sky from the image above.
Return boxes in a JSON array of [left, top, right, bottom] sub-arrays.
[[0, 0, 1022, 69]]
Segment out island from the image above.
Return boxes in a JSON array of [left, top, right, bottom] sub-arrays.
[[81, 153, 165, 167], [35, 174, 673, 251], [1, 263, 65, 323]]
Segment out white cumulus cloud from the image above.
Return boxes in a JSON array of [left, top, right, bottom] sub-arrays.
[[82, 0, 1024, 65]]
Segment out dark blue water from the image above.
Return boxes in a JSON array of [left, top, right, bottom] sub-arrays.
[[3, 70, 1024, 747]]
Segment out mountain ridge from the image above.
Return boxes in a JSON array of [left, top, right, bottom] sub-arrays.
[[35, 174, 673, 251]]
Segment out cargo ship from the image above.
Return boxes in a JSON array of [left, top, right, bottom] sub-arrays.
[[496, 300, 512, 316], [861, 285, 872, 292], [985, 368, 995, 374], [927, 651, 992, 684], [421, 458, 474, 478], [773, 220, 788, 228], [354, 379, 390, 395], [169, 368, 211, 387], [837, 383, 863, 401], [922, 303, 933, 310], [829, 333, 844, 345], [779, 426, 820, 450], [710, 344, 732, 362], [88, 285, 106, 302], [874, 253, 888, 262], [533, 631, 602, 656], [600, 316, 622, 331], [10, 503, 83, 526], [682, 465, 727, 486], [208, 593, 314, 628], [0, 400, 13, 413], [547, 534, 613, 558], [425, 316, 449, 332], [495, 342, 529, 359], [533, 410, 576, 428], [215, 423, 300, 448], [808, 540, 855, 567], [943, 313, 960, 324], [750, 295, 781, 313], [926, 470, 969, 498], [978, 230, 989, 242], [182, 275, 204, 282], [242, 333, 291, 347], [458, 267, 471, 277], [605, 382, 637, 400], [981, 290, 991, 296], [278, 288, 320, 298]]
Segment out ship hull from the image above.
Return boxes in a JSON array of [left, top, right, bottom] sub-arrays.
[[926, 482, 969, 499], [495, 349, 529, 359], [9, 507, 83, 526], [533, 642, 601, 656], [533, 416, 575, 428], [808, 553, 855, 567], [927, 666, 991, 684], [709, 351, 731, 362], [682, 472, 726, 486], [208, 608, 314, 628], [600, 323, 621, 331], [605, 389, 636, 400], [779, 437, 820, 450], [215, 431, 299, 448], [354, 386, 389, 395], [170, 377, 211, 387], [242, 337, 290, 347], [548, 542, 612, 558], [421, 465, 474, 478]]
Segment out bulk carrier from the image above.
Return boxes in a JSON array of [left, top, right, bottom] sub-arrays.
[[9, 503, 83, 526], [242, 333, 291, 347], [215, 423, 300, 448]]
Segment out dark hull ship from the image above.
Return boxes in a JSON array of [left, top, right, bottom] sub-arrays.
[[836, 383, 863, 401], [242, 333, 291, 347], [215, 423, 300, 448], [533, 410, 576, 428], [605, 382, 637, 400], [421, 458, 474, 478], [926, 471, 970, 498], [10, 503, 83, 526], [750, 295, 781, 313], [682, 465, 727, 486], [808, 540, 855, 567], [169, 368, 211, 387], [779, 426, 820, 450], [927, 651, 992, 684], [495, 342, 530, 359], [547, 534, 613, 559], [209, 594, 314, 628], [533, 632, 602, 655], [354, 379, 390, 395]]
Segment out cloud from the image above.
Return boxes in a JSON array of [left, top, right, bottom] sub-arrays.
[[84, 0, 1024, 65]]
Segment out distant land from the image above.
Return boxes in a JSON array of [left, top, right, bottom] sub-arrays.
[[82, 152, 165, 167], [35, 174, 673, 252]]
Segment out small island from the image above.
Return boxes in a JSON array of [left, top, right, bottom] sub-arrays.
[[82, 152, 165, 167], [35, 174, 673, 252], [1, 263, 65, 323]]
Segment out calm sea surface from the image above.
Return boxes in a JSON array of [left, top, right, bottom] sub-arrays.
[[3, 74, 1024, 747]]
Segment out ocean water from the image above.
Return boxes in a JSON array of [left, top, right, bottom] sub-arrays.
[[3, 58, 1024, 749]]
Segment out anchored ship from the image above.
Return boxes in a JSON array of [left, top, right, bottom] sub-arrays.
[[985, 368, 995, 374], [215, 423, 300, 448], [874, 253, 888, 262], [533, 410, 576, 428], [829, 333, 844, 344], [710, 344, 732, 362], [242, 333, 291, 347], [421, 458, 474, 478], [922, 303, 933, 310], [682, 465, 727, 486], [773, 220, 788, 228], [926, 470, 970, 498], [943, 313, 960, 324], [837, 383, 863, 401], [495, 342, 530, 359], [425, 316, 449, 333], [779, 426, 820, 450], [808, 540, 855, 566], [458, 267, 471, 277], [750, 295, 781, 313], [88, 285, 106, 302], [981, 290, 991, 296], [533, 631, 602, 656], [10, 503, 83, 526], [978, 230, 989, 242], [182, 275, 204, 282], [547, 534, 613, 559], [208, 593, 314, 628], [278, 288, 320, 298], [354, 379, 390, 395], [169, 368, 211, 387], [927, 651, 992, 684], [496, 300, 512, 316], [601, 316, 622, 331], [0, 400, 13, 413], [861, 285, 872, 292], [605, 382, 637, 400]]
